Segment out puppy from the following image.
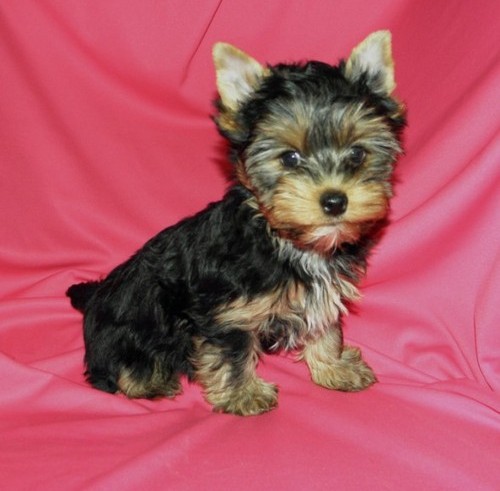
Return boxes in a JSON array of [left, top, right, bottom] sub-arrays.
[[67, 31, 406, 415]]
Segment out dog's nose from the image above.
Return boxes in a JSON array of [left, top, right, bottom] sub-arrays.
[[320, 191, 348, 216]]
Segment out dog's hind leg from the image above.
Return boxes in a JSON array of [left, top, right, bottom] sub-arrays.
[[116, 357, 183, 399]]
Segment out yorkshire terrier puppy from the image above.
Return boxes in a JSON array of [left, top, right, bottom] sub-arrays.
[[67, 31, 406, 416]]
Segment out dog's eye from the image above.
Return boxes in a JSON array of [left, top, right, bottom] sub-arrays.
[[349, 146, 367, 167], [280, 151, 301, 168]]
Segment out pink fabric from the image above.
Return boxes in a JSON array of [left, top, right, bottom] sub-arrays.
[[1, 1, 499, 489]]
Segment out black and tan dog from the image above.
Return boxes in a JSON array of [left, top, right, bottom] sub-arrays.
[[67, 31, 406, 415]]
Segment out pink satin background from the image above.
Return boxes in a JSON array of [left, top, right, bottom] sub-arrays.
[[1, 1, 499, 489]]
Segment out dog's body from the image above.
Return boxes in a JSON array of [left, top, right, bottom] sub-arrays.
[[68, 31, 406, 415]]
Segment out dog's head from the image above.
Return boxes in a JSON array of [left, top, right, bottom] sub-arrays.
[[213, 31, 406, 253]]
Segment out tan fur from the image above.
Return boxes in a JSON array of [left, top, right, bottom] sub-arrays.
[[256, 100, 312, 152], [117, 361, 182, 399], [330, 103, 399, 152], [215, 287, 288, 330], [342, 180, 389, 223], [214, 268, 352, 350], [193, 337, 278, 416], [269, 174, 331, 229], [216, 111, 241, 134], [301, 328, 377, 391]]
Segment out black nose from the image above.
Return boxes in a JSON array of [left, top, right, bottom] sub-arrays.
[[320, 191, 348, 216]]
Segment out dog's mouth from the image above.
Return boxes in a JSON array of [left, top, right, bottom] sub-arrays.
[[307, 222, 364, 251], [273, 221, 363, 254]]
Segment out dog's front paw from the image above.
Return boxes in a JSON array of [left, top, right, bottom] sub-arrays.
[[310, 345, 377, 392], [212, 377, 279, 416]]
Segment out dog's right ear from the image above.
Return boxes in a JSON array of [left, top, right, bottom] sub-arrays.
[[213, 43, 268, 111]]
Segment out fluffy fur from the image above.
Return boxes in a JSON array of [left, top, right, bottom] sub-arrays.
[[67, 31, 406, 415]]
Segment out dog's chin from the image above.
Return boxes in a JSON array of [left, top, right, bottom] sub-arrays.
[[288, 222, 362, 255], [315, 224, 362, 252]]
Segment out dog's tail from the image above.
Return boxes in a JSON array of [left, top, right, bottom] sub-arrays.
[[66, 281, 101, 313]]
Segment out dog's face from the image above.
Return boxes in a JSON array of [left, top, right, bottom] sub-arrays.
[[213, 31, 406, 254]]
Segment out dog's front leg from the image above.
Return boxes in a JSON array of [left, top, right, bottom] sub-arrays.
[[301, 326, 377, 392], [193, 331, 278, 416]]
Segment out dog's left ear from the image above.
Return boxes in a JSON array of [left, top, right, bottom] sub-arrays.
[[344, 30, 396, 96], [213, 43, 268, 111]]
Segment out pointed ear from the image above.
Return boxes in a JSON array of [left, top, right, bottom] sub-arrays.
[[213, 43, 267, 111], [344, 30, 396, 96]]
